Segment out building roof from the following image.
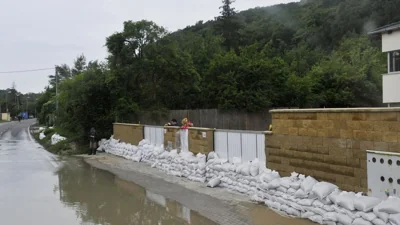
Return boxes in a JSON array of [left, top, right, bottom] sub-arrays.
[[369, 21, 400, 35]]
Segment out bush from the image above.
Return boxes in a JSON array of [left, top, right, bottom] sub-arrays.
[[43, 128, 55, 136]]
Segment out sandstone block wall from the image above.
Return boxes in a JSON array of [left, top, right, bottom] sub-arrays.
[[163, 127, 214, 154], [267, 108, 400, 192], [113, 123, 144, 145], [188, 128, 215, 155]]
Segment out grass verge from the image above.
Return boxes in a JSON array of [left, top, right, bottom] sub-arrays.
[[31, 125, 89, 155]]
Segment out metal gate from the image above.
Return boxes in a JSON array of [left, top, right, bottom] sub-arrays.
[[214, 129, 265, 162], [144, 125, 164, 147], [367, 150, 400, 199]]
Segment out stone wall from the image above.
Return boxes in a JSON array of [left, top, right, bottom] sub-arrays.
[[188, 128, 215, 155], [113, 123, 144, 145], [267, 108, 400, 192]]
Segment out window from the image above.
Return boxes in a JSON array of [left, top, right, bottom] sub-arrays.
[[389, 51, 400, 72]]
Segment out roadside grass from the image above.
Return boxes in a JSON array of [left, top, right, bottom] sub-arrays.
[[32, 125, 88, 155]]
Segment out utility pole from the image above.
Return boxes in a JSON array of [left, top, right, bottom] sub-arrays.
[[55, 66, 58, 126]]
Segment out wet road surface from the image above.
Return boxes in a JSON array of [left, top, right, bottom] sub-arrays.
[[0, 120, 217, 225]]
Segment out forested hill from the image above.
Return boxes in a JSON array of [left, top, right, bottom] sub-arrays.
[[164, 0, 398, 110], [36, 0, 400, 137]]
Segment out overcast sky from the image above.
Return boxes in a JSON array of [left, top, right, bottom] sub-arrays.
[[0, 0, 297, 93]]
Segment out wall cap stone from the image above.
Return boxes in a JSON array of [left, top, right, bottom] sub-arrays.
[[264, 131, 273, 135], [189, 127, 216, 131], [366, 150, 400, 156], [270, 107, 400, 113], [113, 123, 144, 127]]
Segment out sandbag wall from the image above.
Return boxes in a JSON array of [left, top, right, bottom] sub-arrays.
[[98, 137, 400, 225]]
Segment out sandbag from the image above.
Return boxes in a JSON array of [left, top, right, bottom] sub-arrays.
[[301, 176, 318, 194], [241, 164, 251, 176], [250, 159, 260, 176], [352, 218, 373, 225], [374, 203, 390, 223], [302, 211, 316, 219], [313, 200, 325, 208], [232, 157, 242, 164], [377, 197, 400, 214], [371, 218, 386, 225], [290, 181, 301, 190], [389, 214, 400, 225], [337, 213, 354, 225], [287, 188, 297, 195], [354, 196, 382, 213], [329, 191, 341, 205], [312, 182, 339, 200], [309, 215, 324, 224], [356, 212, 376, 222], [324, 221, 337, 225], [286, 207, 301, 217], [268, 179, 281, 189], [298, 198, 315, 206], [324, 212, 339, 222], [337, 192, 357, 211], [280, 177, 292, 189], [294, 189, 308, 198], [207, 178, 221, 188], [277, 186, 288, 193]]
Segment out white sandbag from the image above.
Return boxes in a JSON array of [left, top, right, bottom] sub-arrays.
[[389, 214, 400, 225], [372, 218, 386, 225], [377, 197, 400, 214], [232, 157, 242, 164], [329, 191, 342, 205], [337, 213, 354, 225], [241, 164, 251, 176], [310, 215, 324, 224], [352, 218, 373, 225], [294, 189, 308, 198], [250, 160, 260, 177], [324, 221, 337, 225], [277, 186, 288, 193], [39, 132, 46, 140], [287, 207, 301, 217], [207, 178, 221, 188], [324, 205, 336, 212], [268, 179, 281, 189], [301, 176, 318, 194], [309, 207, 328, 216], [312, 182, 339, 200], [302, 211, 316, 219], [356, 212, 377, 222], [207, 152, 218, 160], [260, 171, 280, 183], [337, 192, 357, 211], [354, 196, 382, 213], [313, 200, 325, 208], [290, 181, 301, 190], [280, 177, 292, 189], [287, 188, 297, 195], [374, 203, 390, 223], [298, 198, 315, 206], [324, 212, 339, 222]]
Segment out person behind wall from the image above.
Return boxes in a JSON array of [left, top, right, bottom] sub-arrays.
[[180, 118, 193, 153], [88, 127, 97, 155], [165, 119, 182, 151]]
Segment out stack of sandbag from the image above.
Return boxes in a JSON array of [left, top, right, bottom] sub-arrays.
[[51, 133, 67, 145], [151, 150, 207, 182], [206, 155, 266, 195], [97, 138, 111, 151]]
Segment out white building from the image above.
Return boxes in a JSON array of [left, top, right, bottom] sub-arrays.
[[369, 22, 400, 106]]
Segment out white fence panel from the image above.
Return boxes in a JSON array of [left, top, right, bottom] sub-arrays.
[[144, 126, 164, 147], [241, 133, 257, 162], [227, 132, 242, 162], [214, 131, 228, 159], [256, 134, 266, 162], [214, 130, 266, 162]]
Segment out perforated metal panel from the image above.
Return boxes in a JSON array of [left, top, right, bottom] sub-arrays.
[[214, 131, 228, 159], [241, 133, 257, 162], [367, 150, 400, 199], [256, 134, 266, 162]]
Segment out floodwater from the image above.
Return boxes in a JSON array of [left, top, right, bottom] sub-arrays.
[[0, 121, 216, 225]]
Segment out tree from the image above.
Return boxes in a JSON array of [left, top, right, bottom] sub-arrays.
[[72, 54, 87, 76], [215, 0, 242, 51]]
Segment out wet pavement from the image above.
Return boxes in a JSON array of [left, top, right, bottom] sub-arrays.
[[0, 120, 218, 225], [0, 120, 316, 225]]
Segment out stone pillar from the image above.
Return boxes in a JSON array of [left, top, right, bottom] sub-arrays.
[[188, 127, 215, 155], [113, 123, 144, 145]]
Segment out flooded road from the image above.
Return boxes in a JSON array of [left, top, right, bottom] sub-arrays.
[[0, 120, 216, 225]]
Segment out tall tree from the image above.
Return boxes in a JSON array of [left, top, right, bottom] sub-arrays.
[[215, 0, 242, 51], [72, 54, 87, 76]]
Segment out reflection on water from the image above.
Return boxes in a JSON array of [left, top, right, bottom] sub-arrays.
[[56, 159, 217, 225]]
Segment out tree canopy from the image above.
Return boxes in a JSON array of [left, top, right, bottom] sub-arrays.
[[35, 0, 396, 138]]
